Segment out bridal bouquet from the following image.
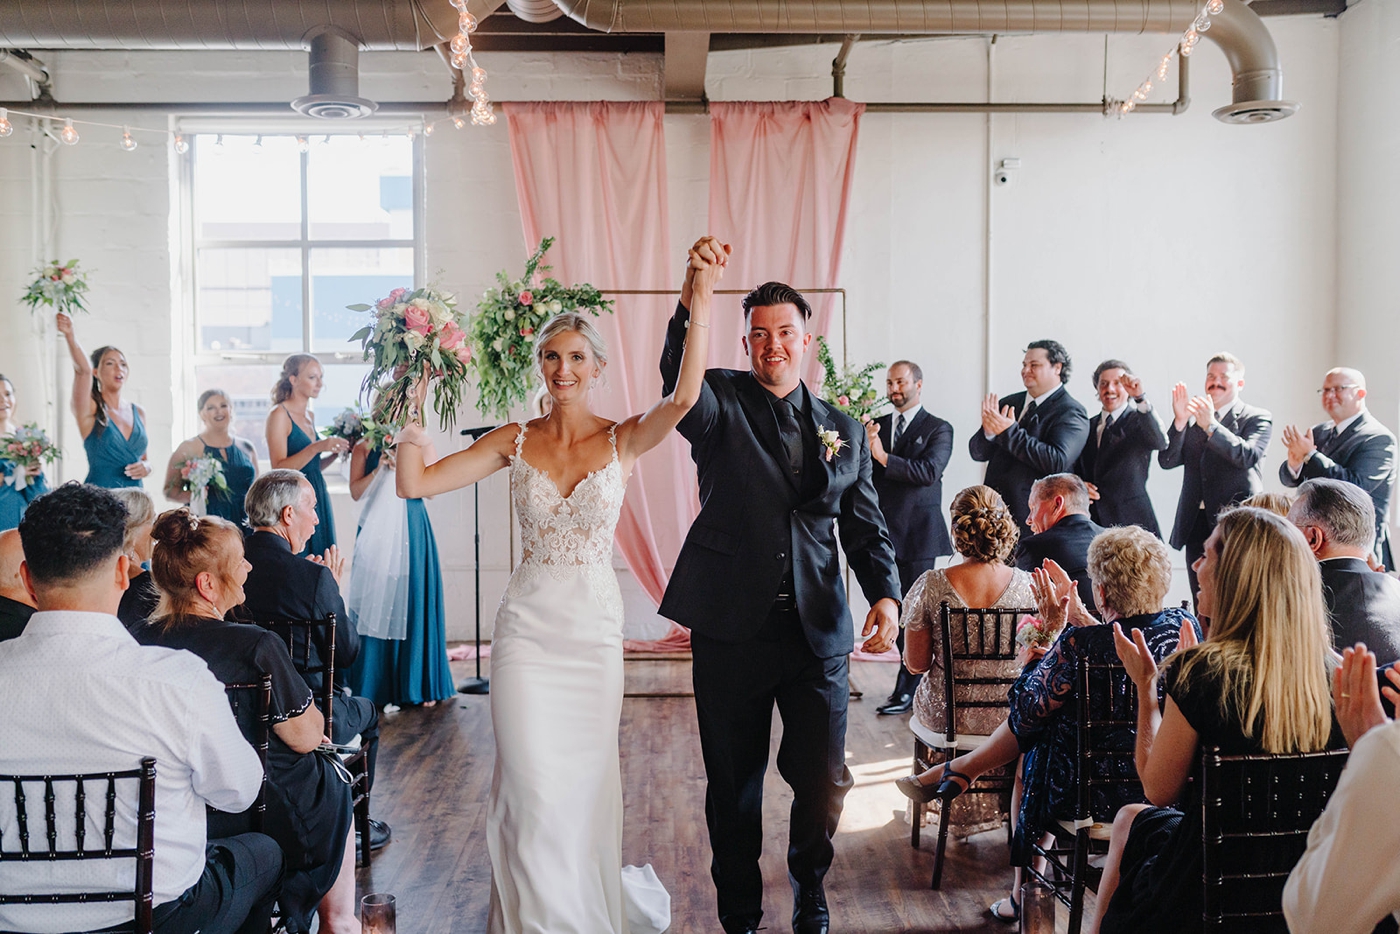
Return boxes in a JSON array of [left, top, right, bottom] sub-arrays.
[[3, 424, 60, 490], [815, 336, 887, 422], [322, 407, 367, 450], [21, 260, 90, 317], [349, 287, 472, 430], [361, 417, 396, 454], [470, 237, 612, 419], [176, 454, 230, 517]]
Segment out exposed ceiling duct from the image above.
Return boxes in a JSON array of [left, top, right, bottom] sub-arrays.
[[506, 0, 567, 25], [290, 27, 377, 118]]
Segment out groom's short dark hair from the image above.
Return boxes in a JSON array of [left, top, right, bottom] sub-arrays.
[[742, 282, 812, 325]]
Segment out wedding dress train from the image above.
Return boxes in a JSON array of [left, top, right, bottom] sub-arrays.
[[486, 423, 670, 934]]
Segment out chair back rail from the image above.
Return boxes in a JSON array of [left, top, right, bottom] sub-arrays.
[[0, 757, 157, 934], [938, 602, 1033, 744], [259, 615, 337, 737], [1201, 746, 1350, 932], [216, 674, 272, 834]]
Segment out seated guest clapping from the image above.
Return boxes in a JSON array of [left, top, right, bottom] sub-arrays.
[[135, 508, 357, 934], [0, 528, 35, 640], [901, 485, 1033, 838], [236, 469, 389, 852], [1287, 477, 1400, 664], [1091, 507, 1342, 934], [898, 525, 1198, 923], [1284, 646, 1400, 934], [112, 487, 159, 630], [0, 483, 280, 934]]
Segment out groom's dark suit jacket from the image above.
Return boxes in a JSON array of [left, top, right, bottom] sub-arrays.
[[968, 386, 1090, 530], [1279, 411, 1398, 564], [659, 306, 902, 658]]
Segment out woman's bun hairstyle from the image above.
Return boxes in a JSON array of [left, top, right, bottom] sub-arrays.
[[949, 485, 1020, 564]]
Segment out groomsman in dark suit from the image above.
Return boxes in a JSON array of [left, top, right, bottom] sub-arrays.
[[1159, 352, 1273, 601], [865, 360, 954, 715], [1014, 473, 1104, 608], [1073, 359, 1169, 536], [1279, 367, 1398, 568], [660, 274, 902, 934], [968, 339, 1091, 530], [1287, 478, 1400, 664]]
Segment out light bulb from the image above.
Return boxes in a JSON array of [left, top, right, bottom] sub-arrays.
[[357, 132, 366, 143], [1195, 15, 1211, 31], [469, 81, 485, 99], [406, 127, 417, 141], [296, 135, 310, 153], [58, 118, 79, 145], [472, 65, 487, 82], [459, 11, 477, 32], [451, 52, 469, 70], [423, 123, 435, 137], [1184, 28, 1199, 46], [449, 0, 465, 9], [0, 108, 12, 138], [171, 133, 188, 154], [1157, 57, 1172, 81], [452, 115, 466, 129], [1206, 0, 1224, 12], [450, 34, 470, 54], [120, 127, 138, 151]]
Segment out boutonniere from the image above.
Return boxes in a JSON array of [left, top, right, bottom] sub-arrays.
[[817, 427, 845, 462]]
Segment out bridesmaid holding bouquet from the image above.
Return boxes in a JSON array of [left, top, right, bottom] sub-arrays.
[[164, 389, 259, 526], [0, 375, 51, 531]]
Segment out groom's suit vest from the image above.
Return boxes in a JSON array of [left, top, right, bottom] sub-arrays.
[[659, 304, 902, 658]]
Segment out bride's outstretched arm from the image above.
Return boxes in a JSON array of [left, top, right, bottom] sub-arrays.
[[619, 237, 727, 462], [395, 378, 517, 498]]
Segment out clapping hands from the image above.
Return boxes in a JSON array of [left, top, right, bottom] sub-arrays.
[[308, 543, 346, 586], [1281, 424, 1317, 468], [1030, 559, 1095, 630], [981, 394, 1016, 436]]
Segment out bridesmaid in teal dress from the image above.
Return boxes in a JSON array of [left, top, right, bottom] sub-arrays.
[[163, 389, 259, 527], [265, 354, 348, 557], [346, 436, 454, 707], [0, 375, 50, 531], [58, 312, 152, 489]]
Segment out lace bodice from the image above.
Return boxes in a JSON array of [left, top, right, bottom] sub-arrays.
[[506, 423, 627, 617]]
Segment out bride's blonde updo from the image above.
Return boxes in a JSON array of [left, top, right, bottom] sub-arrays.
[[533, 313, 609, 384], [949, 485, 1020, 564]]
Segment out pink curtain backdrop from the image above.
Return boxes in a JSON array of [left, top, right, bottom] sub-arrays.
[[707, 99, 866, 384], [504, 100, 693, 652]]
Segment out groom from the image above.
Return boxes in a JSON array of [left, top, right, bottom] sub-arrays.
[[660, 239, 902, 934]]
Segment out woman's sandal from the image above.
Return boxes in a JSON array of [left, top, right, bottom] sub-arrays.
[[989, 895, 1019, 923], [895, 762, 973, 804]]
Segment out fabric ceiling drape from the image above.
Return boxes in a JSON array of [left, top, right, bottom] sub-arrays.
[[504, 100, 692, 651]]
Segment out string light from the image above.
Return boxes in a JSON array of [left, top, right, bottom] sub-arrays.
[[58, 118, 79, 145], [452, 114, 466, 129], [296, 134, 310, 153], [0, 108, 12, 138], [422, 123, 435, 137], [173, 134, 189, 154], [1115, 0, 1215, 116], [446, 0, 494, 126], [120, 127, 138, 151]]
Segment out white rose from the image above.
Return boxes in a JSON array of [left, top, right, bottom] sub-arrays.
[[549, 300, 563, 314], [492, 338, 504, 351], [504, 309, 515, 321], [410, 297, 431, 310], [403, 330, 425, 352], [428, 302, 451, 327], [61, 272, 75, 285]]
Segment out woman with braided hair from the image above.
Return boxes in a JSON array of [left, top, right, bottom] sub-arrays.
[[898, 484, 1033, 837]]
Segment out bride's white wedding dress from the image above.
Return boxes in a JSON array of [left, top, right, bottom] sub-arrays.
[[486, 423, 671, 934]]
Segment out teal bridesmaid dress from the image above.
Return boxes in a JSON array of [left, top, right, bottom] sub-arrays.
[[283, 409, 336, 557], [83, 408, 148, 489], [0, 459, 48, 531], [348, 448, 455, 706], [203, 441, 257, 528]]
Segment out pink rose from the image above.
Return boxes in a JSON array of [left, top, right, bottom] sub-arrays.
[[454, 345, 472, 365], [438, 322, 466, 351], [837, 395, 850, 406], [520, 326, 534, 337], [376, 296, 394, 310], [518, 290, 533, 306], [403, 304, 432, 335], [389, 287, 409, 301]]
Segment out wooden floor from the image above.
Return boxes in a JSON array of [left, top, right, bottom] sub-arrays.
[[353, 655, 1027, 933]]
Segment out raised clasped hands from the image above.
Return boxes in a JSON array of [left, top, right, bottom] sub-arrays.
[[1281, 424, 1317, 468], [980, 394, 1015, 436], [688, 236, 730, 289], [860, 597, 900, 655]]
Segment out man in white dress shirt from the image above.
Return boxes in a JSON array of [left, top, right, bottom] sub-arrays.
[[0, 482, 280, 934]]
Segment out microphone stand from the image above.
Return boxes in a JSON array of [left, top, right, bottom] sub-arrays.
[[456, 424, 499, 695]]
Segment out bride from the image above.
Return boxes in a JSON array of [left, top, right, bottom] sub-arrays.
[[395, 236, 725, 933]]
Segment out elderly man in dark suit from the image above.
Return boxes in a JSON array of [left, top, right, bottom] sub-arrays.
[[1280, 368, 1398, 568], [1288, 478, 1400, 665], [865, 359, 954, 715], [237, 468, 390, 853], [1159, 352, 1273, 601], [1014, 473, 1104, 608], [661, 276, 902, 934], [1074, 359, 1169, 536], [969, 339, 1091, 531]]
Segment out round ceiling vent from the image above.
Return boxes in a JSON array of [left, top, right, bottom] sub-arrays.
[[290, 94, 378, 119], [1212, 100, 1301, 125]]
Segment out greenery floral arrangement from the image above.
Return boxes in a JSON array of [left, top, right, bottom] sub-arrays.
[[348, 286, 472, 430], [470, 237, 613, 420], [3, 424, 60, 490], [361, 418, 396, 454], [815, 336, 887, 421], [321, 407, 367, 449], [22, 260, 90, 316], [176, 454, 231, 517]]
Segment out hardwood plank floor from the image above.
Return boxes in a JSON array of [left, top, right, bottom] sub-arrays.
[[354, 655, 1025, 933]]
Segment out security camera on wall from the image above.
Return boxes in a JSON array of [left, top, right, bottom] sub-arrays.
[[994, 157, 1020, 187]]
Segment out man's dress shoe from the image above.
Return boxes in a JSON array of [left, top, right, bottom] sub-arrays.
[[793, 885, 830, 934], [356, 817, 392, 855], [876, 692, 913, 715]]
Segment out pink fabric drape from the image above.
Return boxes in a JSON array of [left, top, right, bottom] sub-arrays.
[[707, 99, 865, 383], [504, 101, 692, 652]]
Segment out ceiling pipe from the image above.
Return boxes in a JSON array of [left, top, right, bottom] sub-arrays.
[[1203, 0, 1298, 122], [506, 0, 567, 24], [831, 35, 857, 99], [0, 49, 48, 84]]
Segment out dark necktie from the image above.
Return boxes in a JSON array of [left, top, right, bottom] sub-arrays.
[[1021, 400, 1038, 425], [775, 399, 805, 482], [1321, 425, 1341, 456], [893, 413, 907, 448]]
